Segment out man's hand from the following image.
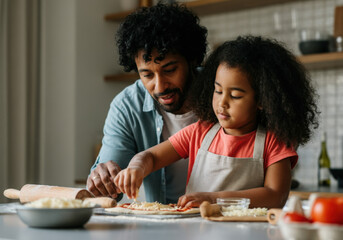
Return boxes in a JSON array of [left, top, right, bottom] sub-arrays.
[[87, 161, 121, 199]]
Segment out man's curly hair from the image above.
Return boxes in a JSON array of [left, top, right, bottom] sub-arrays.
[[190, 36, 319, 147], [116, 2, 207, 72]]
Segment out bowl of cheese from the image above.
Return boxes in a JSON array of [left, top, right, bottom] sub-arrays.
[[17, 198, 95, 228], [217, 198, 268, 217], [217, 198, 250, 216], [217, 198, 250, 208]]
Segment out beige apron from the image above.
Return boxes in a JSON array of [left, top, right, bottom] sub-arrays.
[[186, 123, 266, 193]]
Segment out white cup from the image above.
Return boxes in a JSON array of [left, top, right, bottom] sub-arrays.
[[336, 36, 343, 52]]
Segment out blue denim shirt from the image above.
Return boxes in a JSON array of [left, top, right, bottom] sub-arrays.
[[91, 80, 167, 203]]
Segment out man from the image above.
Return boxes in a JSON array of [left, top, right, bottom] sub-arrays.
[[87, 3, 207, 203]]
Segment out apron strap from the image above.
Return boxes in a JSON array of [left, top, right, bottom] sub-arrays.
[[200, 123, 266, 160], [200, 123, 221, 150], [252, 126, 266, 160]]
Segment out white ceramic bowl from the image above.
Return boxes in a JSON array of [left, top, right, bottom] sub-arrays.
[[279, 220, 318, 240], [316, 223, 343, 240], [278, 215, 343, 240]]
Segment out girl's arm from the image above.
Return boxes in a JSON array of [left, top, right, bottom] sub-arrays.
[[114, 140, 182, 199], [178, 158, 292, 208]]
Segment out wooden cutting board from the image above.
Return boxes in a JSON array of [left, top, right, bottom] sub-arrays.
[[200, 201, 268, 222]]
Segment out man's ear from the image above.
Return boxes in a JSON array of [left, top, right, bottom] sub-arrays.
[[257, 105, 263, 110]]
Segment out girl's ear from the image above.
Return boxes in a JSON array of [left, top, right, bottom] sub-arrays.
[[257, 104, 263, 110]]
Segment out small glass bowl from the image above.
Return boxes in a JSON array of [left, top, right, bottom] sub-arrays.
[[217, 198, 250, 208], [217, 198, 250, 215]]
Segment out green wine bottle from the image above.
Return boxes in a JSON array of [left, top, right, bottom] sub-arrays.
[[318, 132, 331, 187]]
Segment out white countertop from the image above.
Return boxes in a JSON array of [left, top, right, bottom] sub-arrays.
[[0, 203, 285, 240]]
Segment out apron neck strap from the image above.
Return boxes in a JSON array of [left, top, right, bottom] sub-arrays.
[[199, 123, 266, 160], [253, 126, 266, 159], [200, 123, 221, 150]]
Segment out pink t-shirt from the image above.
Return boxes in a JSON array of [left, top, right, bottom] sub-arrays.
[[169, 121, 298, 183]]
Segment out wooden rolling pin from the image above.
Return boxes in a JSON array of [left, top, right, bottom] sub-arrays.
[[3, 184, 116, 208], [200, 201, 221, 218]]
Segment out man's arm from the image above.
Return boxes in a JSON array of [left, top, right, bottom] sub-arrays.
[[87, 99, 138, 199]]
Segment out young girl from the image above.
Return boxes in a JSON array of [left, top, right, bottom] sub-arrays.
[[114, 36, 319, 208]]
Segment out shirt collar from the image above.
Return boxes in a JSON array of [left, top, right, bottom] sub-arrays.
[[142, 83, 156, 112]]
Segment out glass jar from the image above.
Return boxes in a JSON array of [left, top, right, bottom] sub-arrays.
[[217, 198, 250, 215]]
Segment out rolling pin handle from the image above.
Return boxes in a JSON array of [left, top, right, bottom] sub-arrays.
[[267, 208, 283, 225], [3, 189, 20, 200], [83, 197, 117, 208], [200, 201, 221, 218]]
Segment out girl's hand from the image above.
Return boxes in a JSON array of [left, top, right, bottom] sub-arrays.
[[177, 192, 216, 208], [113, 166, 144, 200]]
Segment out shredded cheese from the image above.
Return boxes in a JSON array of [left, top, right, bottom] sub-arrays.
[[126, 201, 180, 211], [25, 197, 95, 208], [134, 187, 139, 202], [221, 206, 268, 217]]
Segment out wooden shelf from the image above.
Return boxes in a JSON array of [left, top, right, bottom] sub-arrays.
[[297, 52, 343, 70], [104, 9, 135, 22], [104, 72, 139, 82], [104, 52, 343, 82], [184, 0, 301, 16], [104, 0, 302, 22]]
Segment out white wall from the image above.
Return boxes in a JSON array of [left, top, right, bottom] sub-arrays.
[[40, 0, 76, 185], [0, 0, 8, 202], [40, 0, 129, 186], [74, 0, 130, 182]]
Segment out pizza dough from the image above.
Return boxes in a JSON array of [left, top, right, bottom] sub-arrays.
[[105, 201, 200, 215]]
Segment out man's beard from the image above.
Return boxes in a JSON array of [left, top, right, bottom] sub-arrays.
[[153, 74, 192, 113], [154, 88, 185, 113]]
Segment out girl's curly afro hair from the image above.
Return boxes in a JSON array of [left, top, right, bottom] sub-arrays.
[[116, 2, 208, 72], [191, 36, 319, 147]]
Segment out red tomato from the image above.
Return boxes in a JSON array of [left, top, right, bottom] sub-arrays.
[[283, 212, 312, 223], [311, 197, 343, 224]]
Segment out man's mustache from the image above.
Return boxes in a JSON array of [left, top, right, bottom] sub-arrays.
[[154, 89, 179, 98]]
